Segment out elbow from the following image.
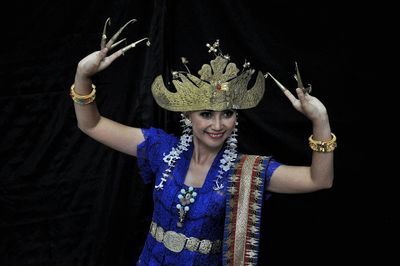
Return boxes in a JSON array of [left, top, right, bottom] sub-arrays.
[[77, 122, 96, 135], [323, 178, 334, 189], [318, 175, 334, 190], [76, 116, 101, 134], [77, 122, 88, 134], [310, 166, 334, 190]]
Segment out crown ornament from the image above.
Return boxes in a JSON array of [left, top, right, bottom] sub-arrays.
[[151, 40, 265, 111]]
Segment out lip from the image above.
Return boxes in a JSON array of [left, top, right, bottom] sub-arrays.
[[205, 132, 225, 139]]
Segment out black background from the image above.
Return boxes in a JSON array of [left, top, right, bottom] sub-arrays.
[[0, 1, 394, 265]]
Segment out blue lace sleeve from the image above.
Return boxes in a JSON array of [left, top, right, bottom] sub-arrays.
[[265, 158, 281, 187], [136, 127, 178, 184], [264, 157, 281, 200]]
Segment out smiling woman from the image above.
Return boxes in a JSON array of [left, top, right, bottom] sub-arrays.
[[189, 110, 237, 149], [71, 27, 335, 265]]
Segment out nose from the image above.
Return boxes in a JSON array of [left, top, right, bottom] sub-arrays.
[[212, 116, 223, 131]]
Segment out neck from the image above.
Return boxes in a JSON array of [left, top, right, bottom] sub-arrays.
[[192, 138, 223, 165]]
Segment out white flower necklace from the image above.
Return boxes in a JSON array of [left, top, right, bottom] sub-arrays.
[[154, 116, 192, 190], [213, 123, 238, 190], [155, 114, 238, 191]]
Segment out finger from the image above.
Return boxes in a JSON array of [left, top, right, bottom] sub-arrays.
[[95, 50, 122, 72], [106, 19, 136, 49], [121, 37, 149, 54], [294, 62, 304, 89], [300, 85, 313, 100], [304, 91, 312, 101], [110, 38, 126, 50], [296, 87, 308, 105], [267, 72, 288, 93], [97, 48, 109, 62], [101, 17, 111, 49], [104, 49, 124, 64], [305, 84, 312, 94], [283, 89, 298, 105]]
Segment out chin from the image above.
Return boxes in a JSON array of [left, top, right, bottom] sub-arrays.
[[204, 134, 228, 148]]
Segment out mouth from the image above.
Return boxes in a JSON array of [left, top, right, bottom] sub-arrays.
[[205, 132, 225, 139]]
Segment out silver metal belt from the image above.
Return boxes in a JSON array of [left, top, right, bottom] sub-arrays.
[[149, 221, 222, 254]]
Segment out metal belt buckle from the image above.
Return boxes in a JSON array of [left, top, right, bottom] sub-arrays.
[[163, 231, 187, 253], [155, 226, 164, 242], [198, 239, 212, 254], [186, 237, 200, 252], [211, 239, 222, 254], [150, 222, 157, 237]]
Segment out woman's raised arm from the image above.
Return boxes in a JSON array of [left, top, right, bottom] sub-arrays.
[[71, 18, 149, 157]]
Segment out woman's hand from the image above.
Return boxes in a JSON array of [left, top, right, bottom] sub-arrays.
[[283, 88, 328, 123], [75, 47, 123, 80], [75, 17, 149, 82], [267, 64, 329, 123]]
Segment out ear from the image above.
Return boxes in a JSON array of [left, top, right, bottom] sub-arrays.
[[183, 111, 191, 119]]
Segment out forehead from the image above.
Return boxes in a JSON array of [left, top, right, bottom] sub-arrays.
[[190, 109, 236, 113]]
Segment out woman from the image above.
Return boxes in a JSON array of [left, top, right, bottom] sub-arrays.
[[71, 24, 335, 265]]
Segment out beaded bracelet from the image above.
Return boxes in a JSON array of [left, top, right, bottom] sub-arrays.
[[70, 84, 96, 105], [308, 133, 337, 153]]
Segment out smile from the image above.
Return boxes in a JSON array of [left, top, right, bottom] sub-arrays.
[[206, 132, 225, 139]]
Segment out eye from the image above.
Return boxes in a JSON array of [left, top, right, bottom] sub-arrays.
[[223, 110, 235, 118], [199, 111, 212, 119]]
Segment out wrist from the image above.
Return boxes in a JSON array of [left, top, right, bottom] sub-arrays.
[[311, 116, 332, 141], [311, 112, 330, 127], [74, 73, 93, 93], [74, 71, 91, 83]]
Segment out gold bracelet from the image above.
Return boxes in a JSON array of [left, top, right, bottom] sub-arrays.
[[70, 84, 96, 105], [308, 133, 337, 153]]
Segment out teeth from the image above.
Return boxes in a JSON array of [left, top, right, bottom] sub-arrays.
[[208, 133, 224, 138]]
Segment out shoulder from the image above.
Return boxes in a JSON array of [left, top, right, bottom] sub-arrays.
[[236, 153, 281, 173], [138, 127, 179, 157], [141, 127, 178, 143], [237, 153, 274, 162]]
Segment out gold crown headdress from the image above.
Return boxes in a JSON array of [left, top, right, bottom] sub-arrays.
[[151, 40, 265, 112]]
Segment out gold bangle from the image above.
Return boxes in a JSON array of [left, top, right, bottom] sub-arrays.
[[70, 84, 96, 105], [308, 133, 337, 153]]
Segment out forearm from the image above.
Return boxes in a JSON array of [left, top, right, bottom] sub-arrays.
[[72, 73, 101, 131], [309, 115, 334, 188]]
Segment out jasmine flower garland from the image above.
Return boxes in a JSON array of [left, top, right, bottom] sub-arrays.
[[155, 114, 238, 191]]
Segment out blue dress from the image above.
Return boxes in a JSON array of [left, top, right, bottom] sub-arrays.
[[136, 127, 281, 265]]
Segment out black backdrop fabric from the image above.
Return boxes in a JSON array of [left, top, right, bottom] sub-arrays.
[[0, 1, 393, 265]]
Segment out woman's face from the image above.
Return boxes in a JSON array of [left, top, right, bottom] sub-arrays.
[[187, 110, 237, 150]]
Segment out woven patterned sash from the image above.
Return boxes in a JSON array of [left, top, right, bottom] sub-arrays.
[[223, 154, 270, 266]]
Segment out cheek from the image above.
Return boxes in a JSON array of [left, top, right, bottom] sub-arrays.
[[227, 125, 235, 134], [191, 121, 207, 133], [221, 120, 235, 136], [227, 118, 237, 130]]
